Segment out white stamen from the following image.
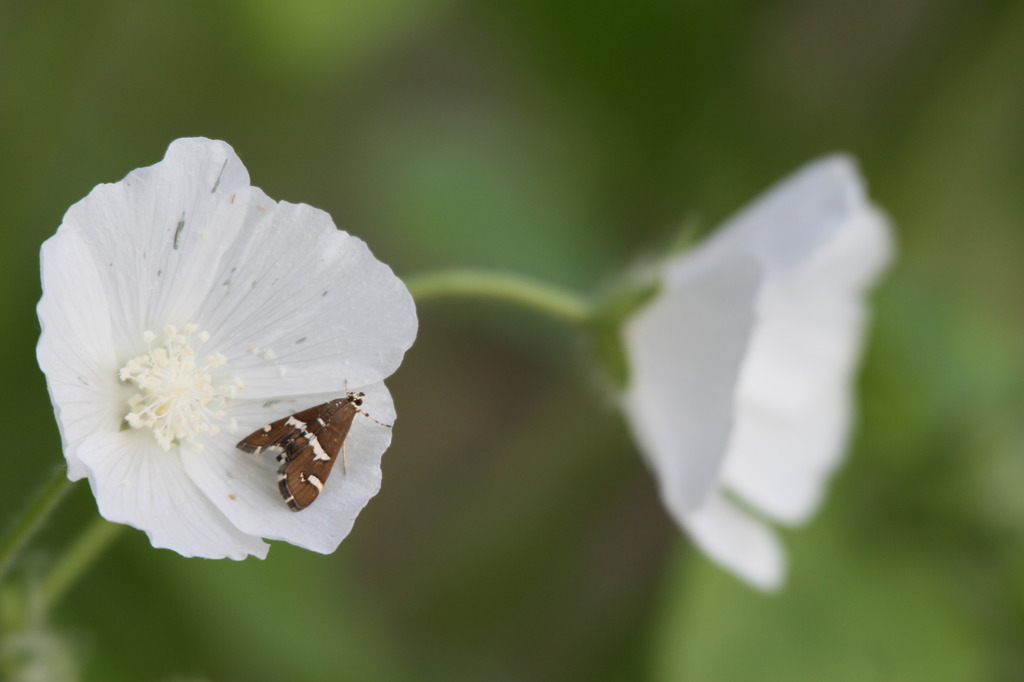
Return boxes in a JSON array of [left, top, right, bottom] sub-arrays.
[[119, 325, 241, 450]]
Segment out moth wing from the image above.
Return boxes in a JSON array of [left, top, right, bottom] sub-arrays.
[[309, 402, 358, 461], [235, 401, 338, 455], [278, 446, 339, 510], [289, 401, 341, 426], [278, 402, 358, 511], [235, 413, 296, 454]]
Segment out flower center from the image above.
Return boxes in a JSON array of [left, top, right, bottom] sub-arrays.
[[119, 324, 242, 450]]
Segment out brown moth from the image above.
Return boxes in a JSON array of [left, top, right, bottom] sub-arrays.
[[236, 392, 384, 511]]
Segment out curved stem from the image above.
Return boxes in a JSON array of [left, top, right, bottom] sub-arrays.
[[42, 518, 122, 611], [406, 269, 593, 326], [0, 467, 72, 584]]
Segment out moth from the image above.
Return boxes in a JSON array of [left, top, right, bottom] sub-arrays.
[[236, 392, 386, 511]]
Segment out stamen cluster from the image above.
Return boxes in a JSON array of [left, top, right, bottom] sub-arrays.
[[119, 324, 242, 450]]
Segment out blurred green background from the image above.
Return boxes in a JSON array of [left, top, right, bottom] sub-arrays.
[[2, 0, 1023, 680]]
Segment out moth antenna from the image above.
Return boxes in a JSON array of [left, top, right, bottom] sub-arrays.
[[355, 408, 392, 429]]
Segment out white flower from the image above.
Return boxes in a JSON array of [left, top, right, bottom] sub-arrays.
[[36, 138, 417, 559], [622, 156, 892, 590]]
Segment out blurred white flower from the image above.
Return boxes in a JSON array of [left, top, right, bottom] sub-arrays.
[[36, 138, 417, 559], [622, 156, 892, 589]]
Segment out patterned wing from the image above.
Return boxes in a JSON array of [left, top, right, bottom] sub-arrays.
[[235, 413, 300, 456], [237, 396, 364, 511], [277, 400, 358, 510]]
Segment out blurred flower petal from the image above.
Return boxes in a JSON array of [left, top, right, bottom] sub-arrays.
[[623, 254, 762, 518], [623, 155, 892, 588], [683, 490, 785, 591]]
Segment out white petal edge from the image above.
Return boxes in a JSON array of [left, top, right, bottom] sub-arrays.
[[722, 174, 893, 522], [623, 253, 762, 515], [37, 227, 122, 480], [57, 137, 417, 396], [180, 383, 394, 553], [192, 194, 417, 397], [684, 154, 871, 280], [56, 138, 253, 352], [78, 429, 268, 559], [682, 490, 786, 591], [737, 203, 892, 414]]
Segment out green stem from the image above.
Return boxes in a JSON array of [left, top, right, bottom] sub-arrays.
[[42, 518, 122, 611], [0, 467, 72, 585], [406, 269, 593, 326]]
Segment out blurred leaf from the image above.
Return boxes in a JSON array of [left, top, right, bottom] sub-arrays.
[[231, 0, 453, 80]]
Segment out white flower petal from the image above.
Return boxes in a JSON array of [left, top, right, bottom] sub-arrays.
[[57, 138, 416, 394], [78, 430, 268, 559], [799, 202, 892, 293], [722, 386, 850, 524], [622, 154, 891, 589], [181, 383, 394, 553], [739, 286, 865, 414], [722, 161, 892, 521], [687, 155, 871, 278], [192, 195, 417, 396], [682, 490, 785, 591], [56, 138, 253, 351], [739, 203, 891, 414], [623, 254, 762, 517], [38, 137, 416, 560], [37, 228, 123, 480]]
